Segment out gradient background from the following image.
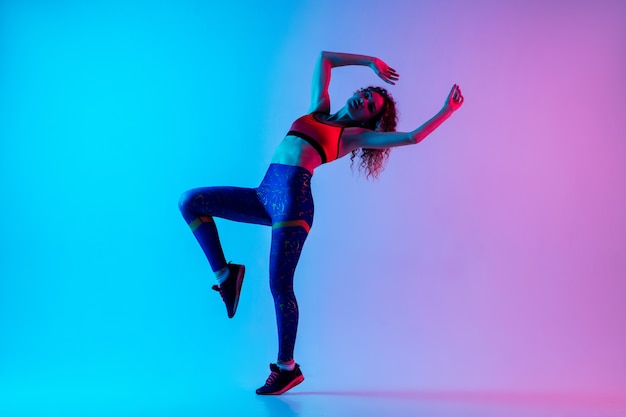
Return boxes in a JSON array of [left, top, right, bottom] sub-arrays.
[[1, 0, 625, 415]]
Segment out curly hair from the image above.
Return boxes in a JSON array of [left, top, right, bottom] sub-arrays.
[[349, 86, 398, 180]]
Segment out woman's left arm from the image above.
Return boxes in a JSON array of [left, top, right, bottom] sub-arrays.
[[342, 84, 464, 151]]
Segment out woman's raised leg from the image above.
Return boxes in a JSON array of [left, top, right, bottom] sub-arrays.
[[178, 186, 271, 272], [178, 186, 271, 317]]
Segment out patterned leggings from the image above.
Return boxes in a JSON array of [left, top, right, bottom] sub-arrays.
[[178, 163, 314, 362]]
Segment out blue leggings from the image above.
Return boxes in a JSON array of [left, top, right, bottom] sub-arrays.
[[178, 163, 314, 362]]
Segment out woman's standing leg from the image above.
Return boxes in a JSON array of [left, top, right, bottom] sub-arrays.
[[255, 164, 313, 395], [255, 223, 310, 395], [269, 223, 311, 364]]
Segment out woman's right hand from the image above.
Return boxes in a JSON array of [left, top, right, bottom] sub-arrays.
[[370, 58, 399, 85]]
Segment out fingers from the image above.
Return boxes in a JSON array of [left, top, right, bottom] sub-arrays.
[[388, 67, 400, 82], [445, 84, 464, 111], [380, 66, 400, 85], [387, 67, 399, 78], [374, 58, 399, 85], [384, 76, 399, 85], [451, 84, 464, 104]]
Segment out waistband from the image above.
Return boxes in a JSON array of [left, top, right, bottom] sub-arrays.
[[267, 163, 313, 178]]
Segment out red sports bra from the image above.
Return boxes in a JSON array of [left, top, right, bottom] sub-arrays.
[[286, 113, 344, 164]]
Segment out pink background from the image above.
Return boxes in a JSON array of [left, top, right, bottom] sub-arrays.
[[1, 0, 624, 412]]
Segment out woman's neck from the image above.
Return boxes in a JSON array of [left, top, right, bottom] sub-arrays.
[[326, 107, 359, 126]]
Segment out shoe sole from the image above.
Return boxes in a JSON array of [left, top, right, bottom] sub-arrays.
[[229, 265, 245, 318], [256, 374, 304, 395]]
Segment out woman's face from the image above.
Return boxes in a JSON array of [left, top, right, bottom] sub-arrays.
[[346, 90, 385, 123]]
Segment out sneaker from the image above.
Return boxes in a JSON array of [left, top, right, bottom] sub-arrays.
[[211, 263, 245, 318], [255, 363, 304, 395]]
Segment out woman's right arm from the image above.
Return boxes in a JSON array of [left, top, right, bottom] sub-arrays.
[[309, 51, 399, 114]]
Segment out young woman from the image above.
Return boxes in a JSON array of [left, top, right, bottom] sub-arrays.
[[178, 51, 464, 395]]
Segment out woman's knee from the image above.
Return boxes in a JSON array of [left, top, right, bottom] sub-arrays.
[[270, 274, 296, 298], [178, 189, 199, 215]]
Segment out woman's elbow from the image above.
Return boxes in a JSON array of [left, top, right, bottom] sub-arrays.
[[408, 132, 423, 145], [403, 133, 419, 145]]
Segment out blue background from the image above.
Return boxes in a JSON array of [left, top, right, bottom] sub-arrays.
[[2, 0, 625, 415]]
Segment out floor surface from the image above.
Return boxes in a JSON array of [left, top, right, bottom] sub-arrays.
[[2, 378, 625, 417]]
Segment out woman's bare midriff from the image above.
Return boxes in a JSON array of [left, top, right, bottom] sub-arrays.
[[271, 135, 323, 174]]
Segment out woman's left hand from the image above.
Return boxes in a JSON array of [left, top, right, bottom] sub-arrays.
[[444, 84, 464, 112], [370, 58, 400, 85]]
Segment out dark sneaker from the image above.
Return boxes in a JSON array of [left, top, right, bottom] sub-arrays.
[[211, 263, 245, 318], [256, 363, 304, 395]]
